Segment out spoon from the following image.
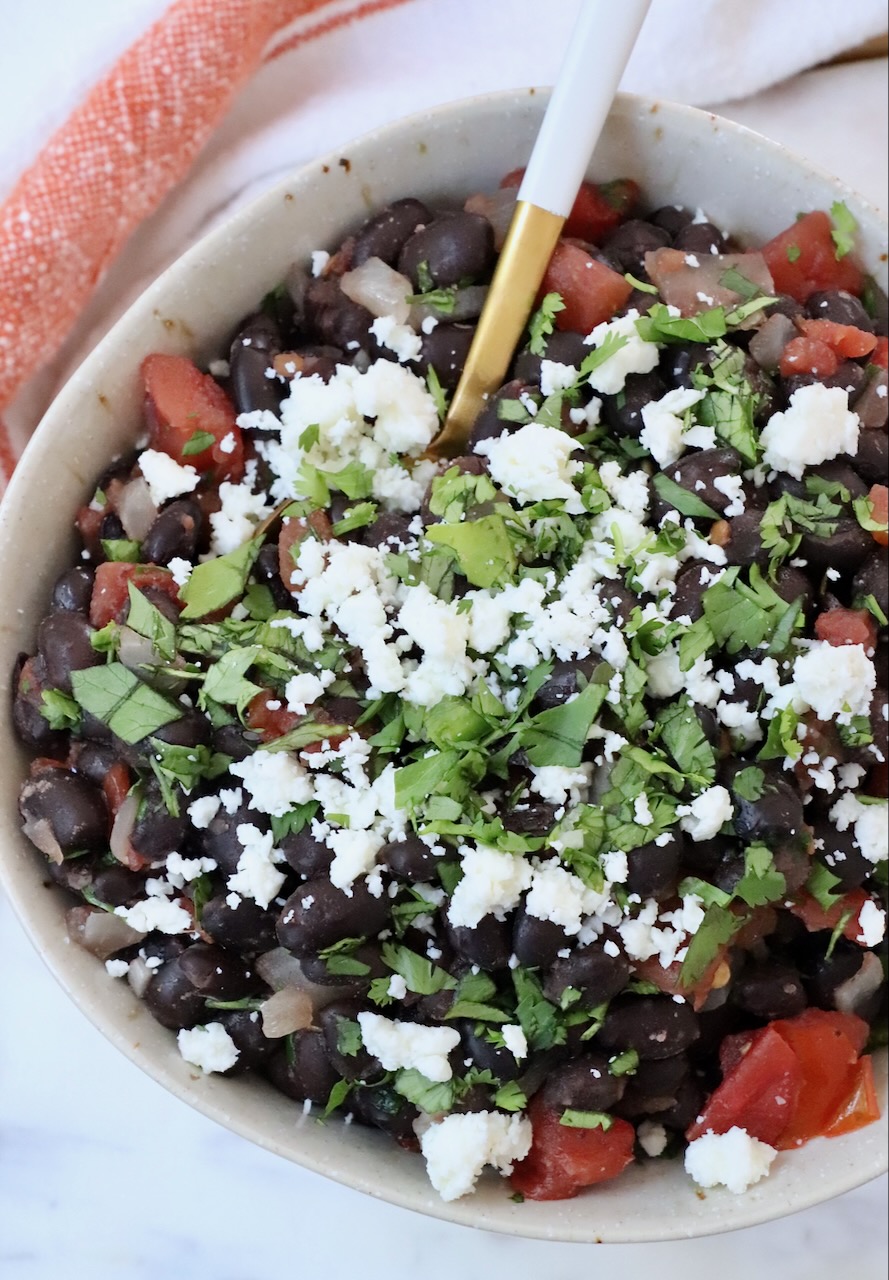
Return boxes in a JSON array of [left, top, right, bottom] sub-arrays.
[[430, 0, 652, 457]]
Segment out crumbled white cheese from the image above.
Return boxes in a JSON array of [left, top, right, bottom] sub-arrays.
[[447, 845, 533, 929], [829, 794, 888, 864], [370, 315, 423, 363], [792, 642, 875, 723], [226, 824, 286, 910], [138, 449, 200, 506], [637, 1119, 669, 1157], [712, 473, 746, 517], [356, 1012, 460, 1083], [209, 480, 273, 555], [639, 388, 707, 467], [177, 1022, 240, 1074], [529, 764, 593, 807], [310, 249, 330, 277], [418, 1111, 533, 1201], [501, 1024, 528, 1061], [679, 786, 734, 842], [104, 958, 130, 979], [857, 898, 886, 947], [598, 459, 650, 521], [685, 1127, 777, 1194], [584, 310, 660, 395], [229, 749, 314, 817], [539, 359, 578, 396], [475, 422, 584, 512], [760, 384, 860, 479], [327, 829, 385, 894], [187, 795, 221, 830], [168, 556, 193, 588], [115, 896, 192, 935], [524, 860, 594, 935], [284, 668, 335, 714]]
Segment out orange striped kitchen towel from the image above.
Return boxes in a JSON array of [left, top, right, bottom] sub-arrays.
[[0, 0, 413, 486]]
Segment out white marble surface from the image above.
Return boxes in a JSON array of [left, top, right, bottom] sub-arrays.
[[2, 56, 888, 1280]]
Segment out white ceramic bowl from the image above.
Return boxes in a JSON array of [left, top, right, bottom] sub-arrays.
[[0, 90, 886, 1243]]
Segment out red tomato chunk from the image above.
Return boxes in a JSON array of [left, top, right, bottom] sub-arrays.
[[142, 353, 245, 483], [509, 1096, 635, 1201], [89, 562, 182, 629], [761, 211, 864, 303], [539, 241, 632, 335]]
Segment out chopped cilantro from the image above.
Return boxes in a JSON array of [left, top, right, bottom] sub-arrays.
[[331, 502, 378, 536], [528, 292, 567, 356], [381, 942, 457, 996], [732, 766, 765, 802], [830, 201, 858, 260], [100, 538, 142, 563], [39, 688, 82, 731], [70, 663, 182, 744], [178, 538, 262, 620], [786, 244, 802, 264], [636, 302, 727, 345], [424, 513, 516, 589], [181, 429, 217, 456], [651, 472, 720, 519], [559, 1109, 614, 1130]]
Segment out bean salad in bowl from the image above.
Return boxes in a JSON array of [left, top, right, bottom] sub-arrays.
[[2, 93, 887, 1235]]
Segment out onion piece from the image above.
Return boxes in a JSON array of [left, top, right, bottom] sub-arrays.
[[66, 904, 145, 959], [644, 248, 775, 321], [118, 625, 159, 672], [260, 987, 315, 1038], [340, 257, 413, 323], [465, 187, 517, 250], [853, 367, 889, 430], [834, 951, 884, 1015], [110, 791, 140, 866], [117, 476, 158, 541], [255, 947, 340, 1010], [127, 955, 154, 998], [749, 313, 798, 372], [21, 814, 63, 864]]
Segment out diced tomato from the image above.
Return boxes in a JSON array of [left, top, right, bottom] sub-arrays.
[[89, 562, 181, 629], [509, 1095, 635, 1201], [761, 211, 864, 304], [822, 1055, 881, 1137], [101, 761, 132, 822], [632, 951, 727, 1012], [779, 1008, 870, 1055], [500, 171, 639, 244], [779, 336, 838, 379], [278, 509, 333, 593], [538, 241, 632, 336], [686, 1025, 803, 1145], [863, 484, 888, 546], [142, 353, 244, 483], [788, 888, 871, 944], [872, 337, 889, 369], [815, 607, 878, 650], [797, 317, 878, 360], [75, 504, 106, 560], [245, 688, 351, 752], [769, 1009, 865, 1148]]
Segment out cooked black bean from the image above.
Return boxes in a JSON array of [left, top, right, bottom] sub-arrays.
[[195, 800, 270, 874], [99, 512, 125, 542], [667, 342, 711, 390], [211, 722, 260, 762], [318, 1000, 383, 1083], [447, 915, 512, 971], [512, 330, 588, 384], [200, 894, 279, 953], [90, 865, 146, 907], [12, 666, 69, 755], [137, 586, 181, 626], [811, 818, 872, 893], [730, 773, 805, 843], [218, 1008, 277, 1072], [280, 829, 334, 878], [141, 498, 202, 566], [772, 564, 815, 615], [649, 205, 695, 237], [384, 834, 443, 882], [678, 833, 735, 879], [731, 961, 807, 1021], [265, 1030, 339, 1104], [773, 842, 812, 897], [51, 566, 95, 613], [304, 276, 375, 351], [543, 1054, 625, 1112], [45, 854, 97, 894], [467, 379, 532, 447], [671, 562, 712, 622], [806, 944, 882, 1019], [502, 802, 558, 837], [352, 1085, 420, 1141], [798, 517, 872, 573], [398, 211, 494, 289], [652, 1076, 706, 1132], [130, 784, 189, 860], [178, 943, 260, 1000], [276, 877, 390, 956], [543, 943, 630, 1007], [719, 509, 768, 568], [600, 582, 638, 627], [512, 908, 569, 969], [782, 359, 867, 402], [151, 708, 213, 751], [779, 459, 867, 503], [651, 448, 745, 525], [300, 943, 388, 992], [363, 511, 415, 550], [72, 741, 119, 786], [418, 323, 475, 392], [19, 769, 107, 857], [460, 1023, 522, 1081], [598, 997, 699, 1060], [626, 834, 682, 902], [253, 543, 294, 609], [673, 221, 729, 256], [764, 293, 805, 322], [853, 549, 888, 616], [601, 370, 669, 439], [533, 657, 603, 710], [37, 611, 101, 693], [853, 428, 889, 484], [352, 197, 431, 268], [229, 314, 284, 416], [806, 289, 875, 332], [616, 1053, 690, 1117], [143, 953, 209, 1030], [603, 219, 671, 274]]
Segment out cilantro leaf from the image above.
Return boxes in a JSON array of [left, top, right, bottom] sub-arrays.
[[101, 538, 142, 563], [381, 942, 457, 996], [652, 473, 720, 520], [39, 688, 82, 731], [392, 1069, 455, 1114], [331, 502, 378, 536], [805, 861, 845, 913], [636, 303, 727, 345], [733, 843, 786, 908], [528, 292, 566, 356], [519, 670, 611, 768], [126, 584, 177, 662], [830, 201, 859, 260], [679, 904, 747, 987], [512, 968, 565, 1051], [181, 429, 217, 456], [178, 538, 262, 620], [70, 664, 182, 744], [559, 1109, 614, 1130], [424, 513, 516, 589], [732, 766, 765, 802], [655, 697, 717, 785]]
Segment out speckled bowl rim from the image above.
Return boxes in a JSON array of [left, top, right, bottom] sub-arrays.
[[0, 89, 886, 1244]]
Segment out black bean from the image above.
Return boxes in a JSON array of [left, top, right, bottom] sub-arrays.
[[651, 448, 745, 525], [45, 855, 97, 894], [363, 511, 416, 550], [352, 1084, 420, 1142], [667, 343, 711, 390], [37, 611, 101, 694], [398, 211, 494, 289], [533, 657, 603, 711], [679, 833, 735, 879], [731, 961, 807, 1021], [779, 459, 867, 503], [141, 499, 203, 566], [543, 943, 630, 1007], [616, 1054, 690, 1117], [90, 865, 147, 907], [99, 512, 125, 542], [512, 331, 588, 384], [806, 290, 875, 332], [229, 314, 285, 416], [671, 562, 713, 622], [673, 222, 729, 256], [300, 943, 388, 993], [352, 197, 431, 268], [600, 582, 638, 628], [601, 371, 668, 439], [12, 656, 66, 753], [276, 878, 390, 957], [782, 359, 867, 402], [280, 829, 334, 879], [384, 835, 444, 882], [806, 944, 881, 1019], [51, 566, 95, 613], [730, 772, 805, 844], [129, 784, 189, 859], [542, 1054, 625, 1112], [720, 509, 769, 568], [447, 915, 512, 971], [318, 1000, 383, 1083], [626, 834, 683, 902], [512, 908, 569, 969], [773, 842, 812, 897], [151, 708, 213, 751], [799, 517, 872, 574], [304, 276, 375, 351], [200, 894, 279, 953], [853, 429, 889, 486], [811, 819, 872, 893], [652, 1076, 706, 1132], [502, 802, 558, 838], [265, 1030, 339, 1105], [460, 1023, 522, 1081], [467, 379, 533, 447], [178, 943, 260, 1000], [218, 1008, 276, 1072], [649, 205, 695, 237], [195, 800, 270, 874], [764, 294, 805, 323], [419, 323, 475, 392], [19, 769, 107, 858], [602, 219, 671, 275], [772, 564, 815, 615], [143, 953, 208, 1030], [598, 997, 699, 1060]]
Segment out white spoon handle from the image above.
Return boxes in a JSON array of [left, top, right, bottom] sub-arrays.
[[519, 0, 652, 217]]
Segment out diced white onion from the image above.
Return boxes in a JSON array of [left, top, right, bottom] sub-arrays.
[[260, 987, 314, 1038], [66, 904, 145, 958], [117, 476, 158, 540], [340, 257, 413, 323], [110, 791, 140, 865]]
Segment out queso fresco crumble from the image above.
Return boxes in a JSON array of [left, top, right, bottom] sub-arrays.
[[13, 177, 888, 1204]]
